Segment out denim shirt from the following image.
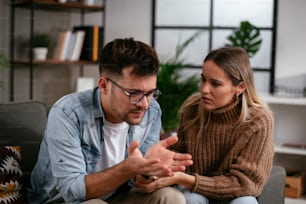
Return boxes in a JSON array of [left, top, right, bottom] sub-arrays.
[[27, 87, 162, 204]]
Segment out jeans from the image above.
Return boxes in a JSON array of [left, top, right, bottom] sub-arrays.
[[177, 185, 258, 204]]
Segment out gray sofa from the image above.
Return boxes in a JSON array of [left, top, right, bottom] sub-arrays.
[[0, 101, 286, 203], [0, 100, 47, 189]]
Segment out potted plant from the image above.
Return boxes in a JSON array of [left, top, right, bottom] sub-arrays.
[[225, 20, 262, 57], [32, 33, 51, 60], [157, 31, 201, 133]]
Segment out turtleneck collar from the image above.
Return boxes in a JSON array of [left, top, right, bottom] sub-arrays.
[[207, 98, 241, 124]]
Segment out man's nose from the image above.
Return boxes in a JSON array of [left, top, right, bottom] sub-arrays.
[[136, 95, 150, 109]]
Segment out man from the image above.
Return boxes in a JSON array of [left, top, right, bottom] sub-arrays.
[[28, 38, 192, 203]]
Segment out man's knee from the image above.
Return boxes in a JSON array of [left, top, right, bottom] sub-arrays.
[[151, 187, 186, 204]]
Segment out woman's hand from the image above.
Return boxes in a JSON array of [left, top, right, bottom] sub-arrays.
[[135, 172, 196, 193], [134, 172, 187, 193]]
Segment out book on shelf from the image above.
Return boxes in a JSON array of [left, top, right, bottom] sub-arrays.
[[65, 31, 76, 60], [54, 30, 86, 62], [73, 25, 104, 62], [54, 30, 72, 61], [70, 30, 85, 61]]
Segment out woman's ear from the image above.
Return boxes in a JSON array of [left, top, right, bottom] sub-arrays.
[[236, 81, 246, 95]]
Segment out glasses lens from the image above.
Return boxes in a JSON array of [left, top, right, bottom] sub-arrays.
[[129, 92, 144, 104], [129, 89, 161, 104]]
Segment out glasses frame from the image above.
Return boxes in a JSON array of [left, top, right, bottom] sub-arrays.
[[107, 78, 161, 104]]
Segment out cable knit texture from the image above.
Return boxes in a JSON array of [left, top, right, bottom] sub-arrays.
[[173, 93, 274, 200]]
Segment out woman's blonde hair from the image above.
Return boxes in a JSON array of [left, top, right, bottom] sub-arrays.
[[179, 47, 268, 131]]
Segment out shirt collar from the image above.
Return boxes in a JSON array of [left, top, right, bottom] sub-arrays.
[[93, 87, 105, 120]]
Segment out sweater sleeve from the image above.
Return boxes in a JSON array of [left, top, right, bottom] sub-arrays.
[[192, 108, 274, 199]]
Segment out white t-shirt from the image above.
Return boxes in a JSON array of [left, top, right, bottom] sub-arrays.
[[95, 120, 129, 171]]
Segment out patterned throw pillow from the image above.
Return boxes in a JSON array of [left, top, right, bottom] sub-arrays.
[[0, 146, 24, 204]]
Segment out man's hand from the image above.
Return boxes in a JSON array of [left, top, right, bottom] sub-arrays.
[[145, 135, 193, 176], [125, 140, 171, 177]]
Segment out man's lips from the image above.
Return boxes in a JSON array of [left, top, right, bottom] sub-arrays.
[[130, 110, 145, 116]]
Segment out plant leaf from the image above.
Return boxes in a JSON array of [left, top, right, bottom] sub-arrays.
[[225, 21, 262, 58]]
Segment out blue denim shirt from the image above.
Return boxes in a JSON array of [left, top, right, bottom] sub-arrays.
[[27, 87, 162, 204]]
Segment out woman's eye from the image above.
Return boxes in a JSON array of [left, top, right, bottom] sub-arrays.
[[212, 82, 220, 87]]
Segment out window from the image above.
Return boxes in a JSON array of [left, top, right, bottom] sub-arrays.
[[152, 0, 276, 93]]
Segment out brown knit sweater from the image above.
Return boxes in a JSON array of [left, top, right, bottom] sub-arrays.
[[173, 93, 274, 200]]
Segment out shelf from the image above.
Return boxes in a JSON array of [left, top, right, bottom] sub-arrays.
[[14, 0, 104, 12], [275, 145, 306, 156], [260, 93, 306, 106], [12, 59, 98, 65], [10, 0, 105, 101]]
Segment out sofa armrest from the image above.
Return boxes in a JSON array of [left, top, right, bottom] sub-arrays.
[[257, 165, 286, 204]]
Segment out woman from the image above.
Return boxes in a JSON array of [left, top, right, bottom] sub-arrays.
[[135, 47, 274, 204]]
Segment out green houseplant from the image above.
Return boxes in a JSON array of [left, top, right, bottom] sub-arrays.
[[157, 32, 201, 132], [32, 33, 51, 60], [225, 21, 262, 57], [32, 33, 51, 48]]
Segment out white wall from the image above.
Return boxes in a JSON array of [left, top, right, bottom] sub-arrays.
[[81, 0, 152, 89], [104, 0, 151, 44], [275, 0, 306, 79], [275, 0, 306, 88]]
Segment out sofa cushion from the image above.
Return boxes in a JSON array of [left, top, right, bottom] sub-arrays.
[[0, 101, 47, 189], [0, 146, 24, 203]]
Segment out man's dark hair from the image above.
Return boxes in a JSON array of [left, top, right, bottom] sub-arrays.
[[99, 38, 160, 77]]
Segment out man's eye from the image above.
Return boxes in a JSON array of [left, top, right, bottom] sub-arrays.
[[129, 91, 142, 97]]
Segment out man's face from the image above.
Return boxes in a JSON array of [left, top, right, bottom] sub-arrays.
[[99, 66, 157, 125]]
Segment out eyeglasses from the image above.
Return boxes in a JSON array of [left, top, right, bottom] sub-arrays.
[[107, 78, 161, 104]]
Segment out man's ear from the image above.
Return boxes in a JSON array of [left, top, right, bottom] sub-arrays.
[[98, 76, 108, 94]]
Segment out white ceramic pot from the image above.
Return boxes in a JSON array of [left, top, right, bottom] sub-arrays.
[[83, 0, 95, 6], [33, 47, 48, 60]]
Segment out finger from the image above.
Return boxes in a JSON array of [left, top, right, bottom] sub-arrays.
[[172, 159, 193, 167], [135, 180, 158, 193], [172, 156, 193, 168], [170, 165, 186, 172], [150, 166, 173, 177], [158, 135, 178, 148], [135, 175, 153, 184], [128, 140, 139, 155], [173, 152, 192, 160]]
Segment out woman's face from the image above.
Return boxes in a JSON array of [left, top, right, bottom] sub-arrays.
[[200, 60, 241, 110]]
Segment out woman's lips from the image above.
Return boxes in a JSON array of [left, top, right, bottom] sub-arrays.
[[202, 96, 212, 104]]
